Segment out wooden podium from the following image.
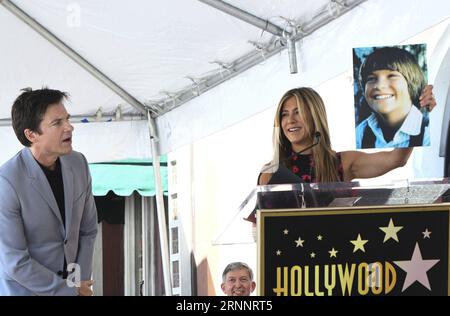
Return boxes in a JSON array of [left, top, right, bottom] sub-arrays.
[[256, 180, 450, 296]]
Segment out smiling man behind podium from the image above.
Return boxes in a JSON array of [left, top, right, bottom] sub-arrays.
[[0, 88, 97, 295]]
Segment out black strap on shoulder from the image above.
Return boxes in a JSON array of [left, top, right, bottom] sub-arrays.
[[409, 114, 429, 147], [362, 114, 429, 148], [361, 124, 376, 149]]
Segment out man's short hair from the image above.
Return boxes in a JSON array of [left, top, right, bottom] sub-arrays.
[[359, 47, 426, 108], [11, 87, 69, 147], [222, 262, 253, 283]]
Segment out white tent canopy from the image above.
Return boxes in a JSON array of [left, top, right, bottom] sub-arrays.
[[0, 0, 362, 117], [1, 0, 449, 165]]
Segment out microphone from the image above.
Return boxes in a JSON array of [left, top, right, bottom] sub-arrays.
[[260, 131, 321, 175], [293, 131, 321, 157]]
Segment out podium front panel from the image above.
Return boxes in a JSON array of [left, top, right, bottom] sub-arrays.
[[257, 204, 450, 296]]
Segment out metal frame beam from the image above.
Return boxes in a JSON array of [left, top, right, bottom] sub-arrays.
[[0, 114, 145, 127], [198, 0, 288, 37]]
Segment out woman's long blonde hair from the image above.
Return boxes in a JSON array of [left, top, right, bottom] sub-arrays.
[[272, 87, 340, 183]]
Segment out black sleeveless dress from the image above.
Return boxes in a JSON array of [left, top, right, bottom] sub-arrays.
[[289, 152, 344, 183]]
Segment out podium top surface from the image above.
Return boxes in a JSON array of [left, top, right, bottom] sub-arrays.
[[213, 178, 450, 245], [256, 178, 450, 210]]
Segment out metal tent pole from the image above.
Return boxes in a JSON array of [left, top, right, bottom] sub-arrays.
[[147, 110, 172, 295]]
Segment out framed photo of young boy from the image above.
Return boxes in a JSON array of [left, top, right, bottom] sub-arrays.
[[353, 44, 429, 149]]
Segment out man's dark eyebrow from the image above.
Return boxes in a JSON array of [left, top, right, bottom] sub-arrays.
[[50, 118, 63, 124], [49, 115, 70, 124]]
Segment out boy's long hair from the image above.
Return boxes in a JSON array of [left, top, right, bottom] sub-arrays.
[[359, 46, 426, 108]]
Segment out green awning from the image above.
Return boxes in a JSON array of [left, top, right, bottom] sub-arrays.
[[89, 157, 168, 197]]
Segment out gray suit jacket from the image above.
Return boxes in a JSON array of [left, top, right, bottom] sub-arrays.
[[0, 148, 98, 295]]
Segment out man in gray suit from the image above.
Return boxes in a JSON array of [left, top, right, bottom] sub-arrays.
[[0, 88, 98, 295]]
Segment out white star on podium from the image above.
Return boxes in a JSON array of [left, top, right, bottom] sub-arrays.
[[328, 248, 338, 258], [422, 229, 432, 239], [350, 234, 368, 253], [394, 243, 439, 292], [379, 218, 403, 243], [295, 237, 305, 247]]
